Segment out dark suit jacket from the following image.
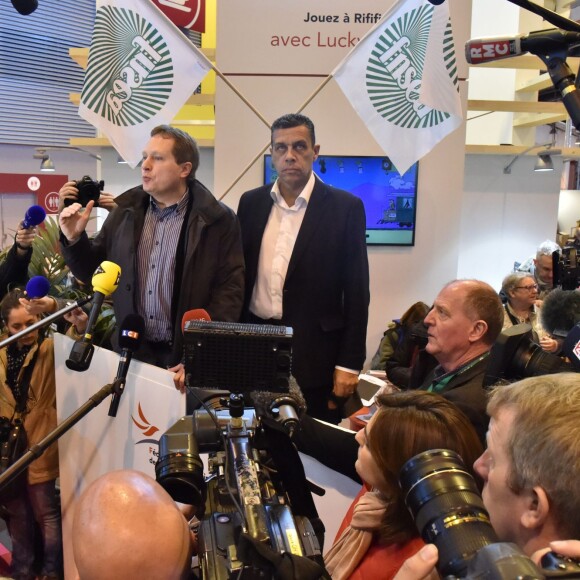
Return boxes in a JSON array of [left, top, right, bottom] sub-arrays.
[[237, 177, 370, 392], [413, 355, 491, 444]]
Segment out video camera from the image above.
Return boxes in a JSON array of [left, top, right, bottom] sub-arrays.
[[399, 449, 580, 579], [64, 175, 104, 207], [554, 247, 579, 291], [155, 321, 326, 580]]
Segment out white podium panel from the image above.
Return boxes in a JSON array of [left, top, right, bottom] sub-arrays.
[[54, 334, 185, 579]]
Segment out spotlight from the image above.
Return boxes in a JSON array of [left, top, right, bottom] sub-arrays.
[[534, 149, 561, 172], [40, 155, 55, 172]]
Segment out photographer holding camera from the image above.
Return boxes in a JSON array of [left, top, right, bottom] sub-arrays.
[[393, 373, 580, 580], [57, 177, 117, 213]]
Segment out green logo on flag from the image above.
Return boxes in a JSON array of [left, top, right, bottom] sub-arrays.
[[81, 6, 173, 127], [366, 4, 457, 129]]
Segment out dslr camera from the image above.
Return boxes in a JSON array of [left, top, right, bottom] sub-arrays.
[[64, 175, 104, 207]]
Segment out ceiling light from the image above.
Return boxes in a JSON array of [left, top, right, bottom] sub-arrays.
[[40, 154, 55, 172], [534, 148, 561, 172]]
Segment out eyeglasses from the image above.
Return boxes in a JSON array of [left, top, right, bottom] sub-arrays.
[[515, 284, 538, 292]]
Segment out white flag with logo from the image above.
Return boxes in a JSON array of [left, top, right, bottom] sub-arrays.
[[332, 0, 462, 176], [79, 0, 212, 168]]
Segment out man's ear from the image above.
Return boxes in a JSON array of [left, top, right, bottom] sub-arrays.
[[520, 486, 550, 530], [469, 320, 488, 343]]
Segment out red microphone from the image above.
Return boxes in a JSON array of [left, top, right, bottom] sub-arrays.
[[181, 308, 211, 333]]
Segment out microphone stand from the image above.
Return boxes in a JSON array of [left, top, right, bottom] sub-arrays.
[[0, 295, 93, 350], [0, 378, 123, 493], [504, 0, 580, 130]]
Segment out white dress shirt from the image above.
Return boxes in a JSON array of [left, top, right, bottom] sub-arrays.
[[249, 173, 315, 320]]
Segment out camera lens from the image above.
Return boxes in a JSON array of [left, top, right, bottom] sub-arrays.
[[400, 449, 498, 578], [156, 416, 206, 507]]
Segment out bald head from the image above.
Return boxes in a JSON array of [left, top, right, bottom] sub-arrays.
[[73, 470, 192, 580]]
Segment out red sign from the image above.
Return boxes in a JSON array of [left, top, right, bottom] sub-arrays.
[[152, 0, 205, 33], [0, 173, 68, 214]]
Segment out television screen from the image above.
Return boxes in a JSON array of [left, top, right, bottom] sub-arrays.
[[264, 155, 419, 246]]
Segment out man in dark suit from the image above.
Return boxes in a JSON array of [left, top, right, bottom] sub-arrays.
[[237, 113, 370, 423]]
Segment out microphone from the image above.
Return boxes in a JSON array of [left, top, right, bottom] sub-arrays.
[[108, 314, 145, 417], [181, 308, 211, 332], [22, 205, 46, 229], [11, 0, 38, 15], [427, 0, 445, 4], [250, 377, 307, 437], [25, 276, 50, 299], [66, 261, 121, 372], [540, 289, 580, 335], [465, 29, 580, 65]]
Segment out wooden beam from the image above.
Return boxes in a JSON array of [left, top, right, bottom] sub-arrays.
[[465, 145, 580, 156], [516, 72, 552, 93], [467, 100, 565, 113], [513, 112, 568, 127]]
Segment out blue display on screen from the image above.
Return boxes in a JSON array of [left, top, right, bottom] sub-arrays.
[[264, 155, 419, 246]]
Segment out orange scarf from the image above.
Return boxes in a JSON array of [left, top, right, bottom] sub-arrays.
[[324, 490, 387, 579]]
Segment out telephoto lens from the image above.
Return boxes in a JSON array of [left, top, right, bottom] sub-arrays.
[[399, 449, 543, 579]]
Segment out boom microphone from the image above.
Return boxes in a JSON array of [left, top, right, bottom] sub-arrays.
[[22, 205, 46, 229], [66, 261, 121, 372], [11, 0, 38, 15], [465, 28, 580, 65], [540, 289, 580, 335], [25, 276, 50, 299], [108, 314, 145, 418]]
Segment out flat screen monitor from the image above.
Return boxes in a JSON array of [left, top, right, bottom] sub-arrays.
[[264, 155, 419, 245]]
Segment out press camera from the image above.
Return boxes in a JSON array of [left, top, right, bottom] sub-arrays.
[[156, 321, 325, 580], [554, 247, 579, 291], [400, 449, 580, 579], [64, 175, 104, 207]]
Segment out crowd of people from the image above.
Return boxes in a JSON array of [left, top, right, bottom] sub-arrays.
[[0, 112, 578, 579]]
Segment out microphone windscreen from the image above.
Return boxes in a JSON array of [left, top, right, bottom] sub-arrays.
[[181, 308, 211, 332], [541, 289, 580, 334], [25, 275, 50, 299], [23, 205, 46, 228], [118, 314, 145, 350], [91, 261, 121, 296], [11, 0, 38, 15]]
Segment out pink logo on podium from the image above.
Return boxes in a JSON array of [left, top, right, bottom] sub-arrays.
[[152, 0, 205, 33]]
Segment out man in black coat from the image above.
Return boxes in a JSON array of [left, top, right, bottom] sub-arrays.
[[237, 113, 370, 423], [295, 279, 504, 478]]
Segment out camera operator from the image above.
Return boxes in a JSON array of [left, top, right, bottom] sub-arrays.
[[391, 373, 580, 580], [72, 469, 194, 580]]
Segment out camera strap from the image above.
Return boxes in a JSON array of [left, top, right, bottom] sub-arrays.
[[13, 340, 42, 415]]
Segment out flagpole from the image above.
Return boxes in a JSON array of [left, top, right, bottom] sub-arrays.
[[218, 74, 335, 201]]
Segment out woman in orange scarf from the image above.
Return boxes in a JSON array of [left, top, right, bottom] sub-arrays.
[[324, 391, 483, 580]]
